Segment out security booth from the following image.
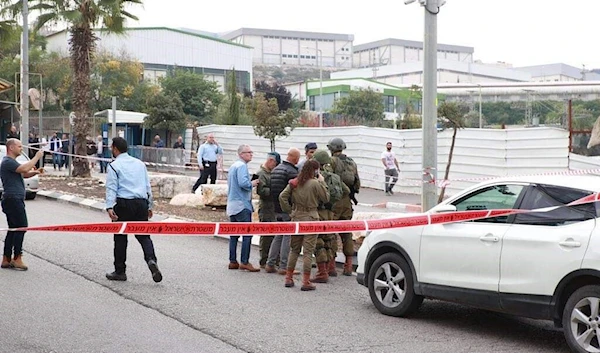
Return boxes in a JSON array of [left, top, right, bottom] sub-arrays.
[[94, 109, 185, 168], [94, 109, 149, 147]]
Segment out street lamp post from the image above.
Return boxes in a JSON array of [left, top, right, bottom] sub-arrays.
[[19, 0, 29, 146], [405, 0, 445, 211]]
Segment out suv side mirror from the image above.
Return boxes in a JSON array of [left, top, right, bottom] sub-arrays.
[[432, 204, 457, 213]]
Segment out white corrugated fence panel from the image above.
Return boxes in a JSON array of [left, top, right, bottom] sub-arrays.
[[197, 125, 580, 197]]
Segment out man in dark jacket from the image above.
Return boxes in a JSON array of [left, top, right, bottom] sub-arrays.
[[264, 147, 300, 275], [256, 151, 281, 268]]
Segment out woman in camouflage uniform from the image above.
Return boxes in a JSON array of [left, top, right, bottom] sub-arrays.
[[279, 160, 329, 291]]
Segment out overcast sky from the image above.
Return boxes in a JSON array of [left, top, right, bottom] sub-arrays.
[[129, 0, 600, 69]]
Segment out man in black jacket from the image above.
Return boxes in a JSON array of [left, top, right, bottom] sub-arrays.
[[264, 147, 300, 275]]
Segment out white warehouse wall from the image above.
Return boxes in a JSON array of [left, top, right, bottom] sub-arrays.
[[196, 125, 570, 197]]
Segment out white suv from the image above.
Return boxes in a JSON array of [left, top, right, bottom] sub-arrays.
[[356, 175, 600, 353]]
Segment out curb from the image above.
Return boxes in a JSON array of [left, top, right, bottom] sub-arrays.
[[356, 201, 422, 213]]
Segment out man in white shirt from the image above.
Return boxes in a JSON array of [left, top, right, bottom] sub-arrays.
[[381, 142, 399, 196]]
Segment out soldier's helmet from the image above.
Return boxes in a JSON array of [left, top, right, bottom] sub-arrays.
[[313, 149, 331, 166], [326, 138, 346, 153]]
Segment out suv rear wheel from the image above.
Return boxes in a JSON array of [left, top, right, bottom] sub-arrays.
[[368, 252, 423, 317], [563, 285, 600, 353]]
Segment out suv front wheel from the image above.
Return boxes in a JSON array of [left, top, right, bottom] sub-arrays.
[[368, 252, 423, 317], [563, 285, 600, 353]]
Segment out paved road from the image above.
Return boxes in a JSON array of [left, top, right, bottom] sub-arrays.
[[0, 199, 570, 353]]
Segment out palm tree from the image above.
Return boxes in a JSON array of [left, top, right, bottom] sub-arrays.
[[1, 0, 142, 177], [0, 19, 18, 48]]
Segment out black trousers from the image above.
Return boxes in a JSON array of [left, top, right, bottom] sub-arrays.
[[113, 198, 156, 274], [192, 161, 217, 192], [2, 197, 27, 257]]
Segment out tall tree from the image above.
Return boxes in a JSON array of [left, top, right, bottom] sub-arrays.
[[249, 93, 296, 151], [90, 52, 156, 113], [331, 88, 384, 123], [254, 80, 293, 112], [160, 69, 222, 125], [1, 0, 143, 177], [145, 92, 186, 146], [227, 69, 240, 125], [437, 102, 468, 203]]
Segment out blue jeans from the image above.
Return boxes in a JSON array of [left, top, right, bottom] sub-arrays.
[[52, 153, 62, 168], [229, 208, 252, 264]]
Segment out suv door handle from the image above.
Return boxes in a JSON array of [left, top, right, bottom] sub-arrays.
[[480, 234, 499, 243], [559, 240, 581, 248]]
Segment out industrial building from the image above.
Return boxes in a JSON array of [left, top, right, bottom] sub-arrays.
[[45, 27, 254, 92], [353, 38, 474, 68], [515, 63, 600, 82], [221, 28, 354, 68], [331, 59, 531, 85]]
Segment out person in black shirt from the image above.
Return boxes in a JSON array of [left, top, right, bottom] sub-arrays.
[[6, 125, 19, 140], [172, 136, 185, 149], [1, 139, 44, 270]]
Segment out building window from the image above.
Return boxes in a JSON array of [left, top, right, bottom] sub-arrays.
[[384, 96, 395, 113], [309, 96, 316, 111]]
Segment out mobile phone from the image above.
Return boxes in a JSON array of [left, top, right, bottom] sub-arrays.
[[251, 174, 259, 181]]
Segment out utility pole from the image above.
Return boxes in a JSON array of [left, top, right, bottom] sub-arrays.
[[372, 52, 379, 79], [422, 0, 442, 211], [20, 0, 29, 145], [404, 0, 444, 210]]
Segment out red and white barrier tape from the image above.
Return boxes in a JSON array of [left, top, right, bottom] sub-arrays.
[[4, 193, 599, 236]]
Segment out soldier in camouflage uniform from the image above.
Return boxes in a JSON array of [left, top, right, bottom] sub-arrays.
[[279, 160, 329, 291], [256, 152, 281, 268], [327, 137, 361, 276], [311, 150, 349, 283]]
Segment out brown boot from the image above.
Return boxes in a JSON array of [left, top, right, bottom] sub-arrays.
[[328, 258, 338, 277], [311, 262, 329, 283], [11, 255, 28, 271], [301, 272, 316, 291], [1, 256, 11, 269], [284, 269, 295, 288], [343, 256, 353, 276], [239, 263, 260, 272], [265, 265, 277, 273]]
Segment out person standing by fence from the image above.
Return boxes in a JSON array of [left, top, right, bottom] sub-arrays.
[[381, 141, 399, 195], [96, 135, 106, 173], [192, 133, 222, 193]]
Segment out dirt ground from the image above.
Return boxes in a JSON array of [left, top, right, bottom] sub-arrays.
[[39, 175, 229, 222]]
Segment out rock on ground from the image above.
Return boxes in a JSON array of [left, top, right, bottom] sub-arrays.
[[169, 193, 205, 207]]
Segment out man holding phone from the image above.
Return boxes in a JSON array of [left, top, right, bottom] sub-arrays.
[[192, 133, 223, 193]]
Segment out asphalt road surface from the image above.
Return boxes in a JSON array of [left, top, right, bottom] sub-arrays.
[[0, 199, 571, 353]]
